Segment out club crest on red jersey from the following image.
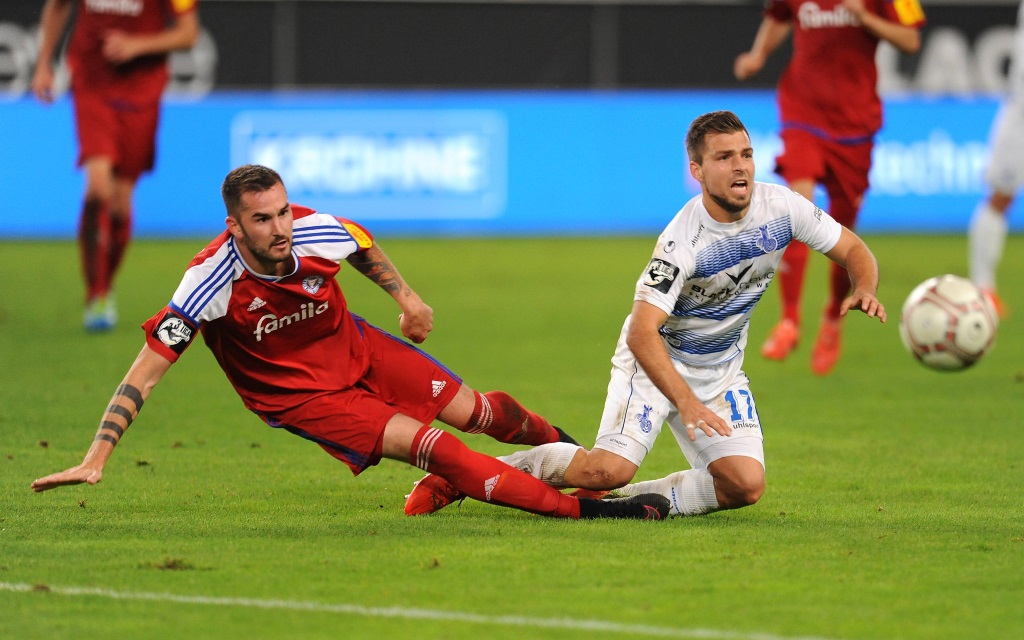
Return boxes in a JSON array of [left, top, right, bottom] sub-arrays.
[[302, 275, 325, 294]]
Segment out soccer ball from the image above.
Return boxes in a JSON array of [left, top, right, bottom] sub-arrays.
[[898, 275, 998, 371]]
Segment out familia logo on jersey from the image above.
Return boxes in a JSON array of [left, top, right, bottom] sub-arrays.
[[84, 0, 144, 17], [253, 301, 331, 342]]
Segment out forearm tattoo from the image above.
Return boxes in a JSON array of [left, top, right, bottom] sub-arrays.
[[93, 384, 144, 448], [349, 250, 402, 295]]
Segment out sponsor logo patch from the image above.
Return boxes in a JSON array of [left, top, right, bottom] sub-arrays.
[[254, 301, 330, 341], [643, 258, 680, 294], [247, 297, 267, 311], [153, 312, 194, 355]]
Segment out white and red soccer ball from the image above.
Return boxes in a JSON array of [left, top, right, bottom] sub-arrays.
[[899, 275, 998, 371]]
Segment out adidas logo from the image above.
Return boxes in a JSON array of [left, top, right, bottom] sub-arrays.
[[431, 380, 446, 398], [483, 474, 500, 501], [247, 297, 267, 312]]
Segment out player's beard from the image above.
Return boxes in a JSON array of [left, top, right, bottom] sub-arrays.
[[707, 190, 750, 216], [243, 234, 293, 269]]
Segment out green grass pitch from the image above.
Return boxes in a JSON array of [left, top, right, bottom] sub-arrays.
[[2, 235, 1022, 640]]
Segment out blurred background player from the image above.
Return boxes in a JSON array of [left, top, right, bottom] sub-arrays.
[[733, 0, 924, 374], [32, 0, 200, 331], [968, 0, 1024, 319]]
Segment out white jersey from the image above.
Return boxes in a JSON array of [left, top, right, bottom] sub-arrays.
[[984, 1, 1024, 193], [632, 181, 842, 367], [1010, 1, 1024, 99]]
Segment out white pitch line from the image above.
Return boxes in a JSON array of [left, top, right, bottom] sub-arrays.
[[1, 581, 840, 640]]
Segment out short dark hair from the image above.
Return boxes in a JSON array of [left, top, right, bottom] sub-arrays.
[[685, 111, 749, 164], [221, 165, 285, 217]]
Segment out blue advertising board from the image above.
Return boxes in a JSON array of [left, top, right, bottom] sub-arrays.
[[0, 90, 1013, 238]]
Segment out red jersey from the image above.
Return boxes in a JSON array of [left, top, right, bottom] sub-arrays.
[[142, 206, 378, 415], [68, 0, 198, 101], [766, 0, 925, 141]]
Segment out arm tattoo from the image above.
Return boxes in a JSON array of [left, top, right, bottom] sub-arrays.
[[93, 385, 143, 447], [348, 250, 402, 295], [115, 384, 144, 412], [105, 404, 133, 423]]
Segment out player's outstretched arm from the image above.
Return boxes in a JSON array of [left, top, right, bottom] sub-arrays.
[[31, 345, 173, 493], [824, 227, 887, 323], [843, 0, 922, 55], [31, 0, 73, 104], [102, 8, 200, 64], [734, 16, 792, 81], [345, 243, 433, 343]]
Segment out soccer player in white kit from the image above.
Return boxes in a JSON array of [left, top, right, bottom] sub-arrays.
[[968, 0, 1024, 318], [407, 110, 887, 517]]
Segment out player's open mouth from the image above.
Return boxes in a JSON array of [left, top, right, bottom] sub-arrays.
[[731, 179, 749, 193]]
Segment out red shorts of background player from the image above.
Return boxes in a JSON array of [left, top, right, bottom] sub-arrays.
[[255, 322, 462, 475], [774, 127, 874, 227], [72, 89, 160, 181]]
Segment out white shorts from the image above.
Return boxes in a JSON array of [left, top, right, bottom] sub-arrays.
[[985, 98, 1024, 194], [592, 339, 765, 471]]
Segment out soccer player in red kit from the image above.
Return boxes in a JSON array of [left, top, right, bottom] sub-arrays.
[[734, 0, 924, 374], [32, 0, 200, 332], [30, 165, 669, 522]]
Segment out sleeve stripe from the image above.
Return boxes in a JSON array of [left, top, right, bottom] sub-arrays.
[[180, 245, 238, 319]]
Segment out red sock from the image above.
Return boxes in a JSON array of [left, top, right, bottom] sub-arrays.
[[778, 241, 809, 324], [107, 214, 132, 284], [464, 390, 559, 446], [410, 426, 579, 518], [78, 198, 111, 301]]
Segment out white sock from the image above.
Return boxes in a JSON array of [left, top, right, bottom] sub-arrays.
[[968, 201, 1008, 291], [619, 469, 719, 516], [498, 442, 580, 488]]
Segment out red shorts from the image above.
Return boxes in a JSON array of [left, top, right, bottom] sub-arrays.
[[72, 89, 160, 180], [257, 322, 462, 475], [774, 128, 873, 227]]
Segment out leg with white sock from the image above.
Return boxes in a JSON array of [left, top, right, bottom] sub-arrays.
[[968, 196, 1010, 293], [616, 469, 719, 516], [497, 442, 582, 488], [618, 455, 764, 517]]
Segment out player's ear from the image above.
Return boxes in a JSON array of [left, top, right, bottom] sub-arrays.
[[689, 160, 703, 184], [225, 215, 242, 239]]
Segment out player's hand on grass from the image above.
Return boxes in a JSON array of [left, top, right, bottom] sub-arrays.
[[840, 290, 887, 323], [678, 399, 732, 442], [31, 465, 103, 493]]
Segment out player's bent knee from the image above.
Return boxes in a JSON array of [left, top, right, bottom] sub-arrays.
[[736, 480, 765, 507], [576, 450, 636, 490]]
